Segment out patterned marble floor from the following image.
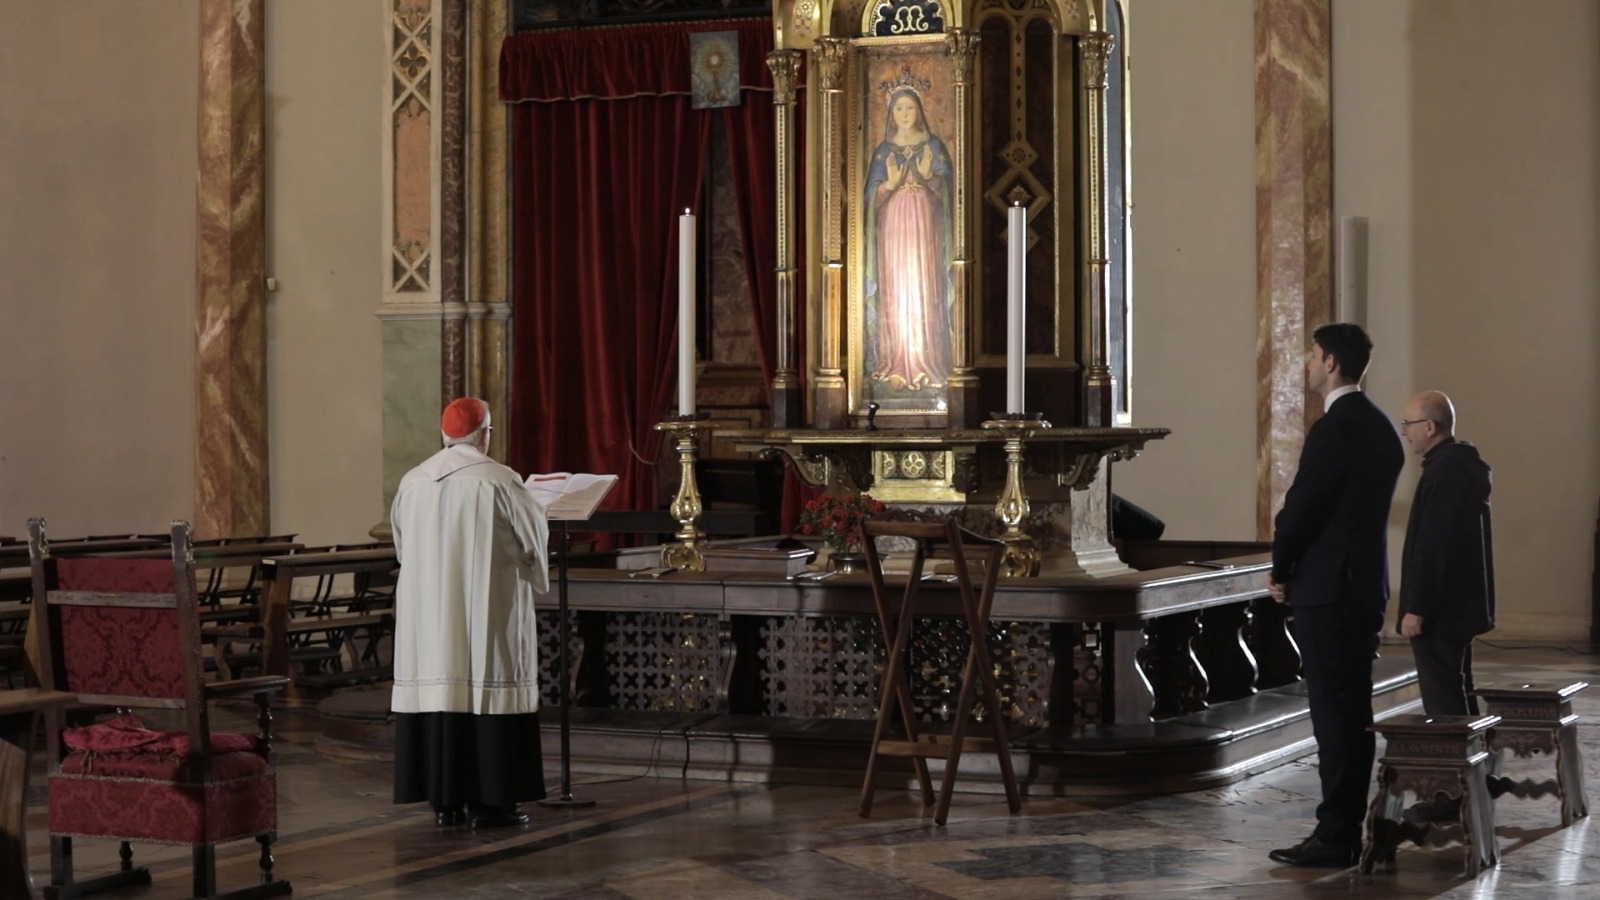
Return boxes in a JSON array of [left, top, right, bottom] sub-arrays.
[[23, 641, 1600, 899]]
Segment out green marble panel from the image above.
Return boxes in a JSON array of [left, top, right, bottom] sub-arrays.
[[383, 319, 442, 517]]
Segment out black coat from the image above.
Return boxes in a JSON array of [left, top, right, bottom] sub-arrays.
[[1271, 391, 1405, 610], [1398, 438, 1495, 638]]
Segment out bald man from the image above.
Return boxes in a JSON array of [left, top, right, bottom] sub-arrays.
[[1397, 391, 1496, 717]]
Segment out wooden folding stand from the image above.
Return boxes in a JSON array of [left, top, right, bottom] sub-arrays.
[[857, 519, 1022, 825]]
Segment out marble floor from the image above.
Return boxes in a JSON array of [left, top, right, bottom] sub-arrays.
[[22, 641, 1600, 899]]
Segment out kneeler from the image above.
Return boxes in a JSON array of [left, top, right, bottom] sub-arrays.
[[857, 519, 1022, 825], [29, 518, 291, 900]]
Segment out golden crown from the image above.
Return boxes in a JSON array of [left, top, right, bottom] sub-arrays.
[[878, 65, 931, 103]]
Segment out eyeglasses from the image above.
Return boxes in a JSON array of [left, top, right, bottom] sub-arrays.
[[1397, 418, 1431, 430]]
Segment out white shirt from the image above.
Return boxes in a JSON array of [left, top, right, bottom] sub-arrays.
[[390, 444, 550, 715], [1324, 383, 1360, 413]]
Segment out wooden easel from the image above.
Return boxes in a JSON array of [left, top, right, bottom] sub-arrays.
[[858, 519, 1022, 825]]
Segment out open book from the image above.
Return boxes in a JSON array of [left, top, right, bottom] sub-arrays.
[[523, 472, 619, 521]]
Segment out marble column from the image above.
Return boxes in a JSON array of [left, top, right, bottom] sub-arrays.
[[1254, 0, 1332, 538], [468, 0, 512, 460], [439, 0, 468, 405], [379, 0, 444, 520], [195, 0, 268, 540]]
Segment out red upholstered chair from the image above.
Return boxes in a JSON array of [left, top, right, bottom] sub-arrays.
[[28, 518, 291, 900]]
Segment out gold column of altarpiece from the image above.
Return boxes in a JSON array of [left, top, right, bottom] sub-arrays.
[[726, 1, 1160, 577]]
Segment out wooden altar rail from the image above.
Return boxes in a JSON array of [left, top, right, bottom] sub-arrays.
[[553, 553, 1293, 728]]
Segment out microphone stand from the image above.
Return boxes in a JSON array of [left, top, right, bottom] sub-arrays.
[[539, 519, 594, 808]]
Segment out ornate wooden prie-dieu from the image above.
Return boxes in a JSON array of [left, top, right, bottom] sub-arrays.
[[1362, 714, 1502, 877], [1475, 681, 1591, 826]]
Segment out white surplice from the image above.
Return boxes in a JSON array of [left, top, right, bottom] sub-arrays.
[[390, 444, 550, 715]]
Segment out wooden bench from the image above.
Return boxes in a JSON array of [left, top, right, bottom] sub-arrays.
[[0, 687, 77, 899], [227, 547, 400, 697], [0, 536, 166, 570]]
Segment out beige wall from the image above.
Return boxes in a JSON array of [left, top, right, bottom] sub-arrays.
[[0, 0, 385, 547], [1121, 0, 1600, 639], [1399, 0, 1599, 638], [264, 0, 386, 547], [0, 0, 199, 537], [1114, 0, 1260, 540]]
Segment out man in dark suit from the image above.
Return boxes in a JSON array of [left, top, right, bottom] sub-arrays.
[[1267, 323, 1404, 867], [1397, 390, 1495, 716]]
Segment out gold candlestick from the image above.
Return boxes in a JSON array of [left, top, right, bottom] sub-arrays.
[[982, 415, 1050, 577], [655, 417, 706, 570]]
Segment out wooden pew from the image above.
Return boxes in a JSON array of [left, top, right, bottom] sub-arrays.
[[218, 547, 398, 698], [0, 535, 166, 570]]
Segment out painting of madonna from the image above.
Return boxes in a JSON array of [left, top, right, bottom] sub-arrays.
[[864, 86, 954, 396]]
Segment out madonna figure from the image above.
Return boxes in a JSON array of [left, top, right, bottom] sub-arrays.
[[865, 86, 954, 392]]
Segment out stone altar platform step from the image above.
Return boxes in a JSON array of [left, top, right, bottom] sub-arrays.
[[311, 658, 1419, 796]]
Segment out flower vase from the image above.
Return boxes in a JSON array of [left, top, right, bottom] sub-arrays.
[[829, 550, 868, 574]]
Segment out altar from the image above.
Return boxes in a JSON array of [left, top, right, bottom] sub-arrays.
[[478, 0, 1420, 795], [524, 547, 1418, 794]]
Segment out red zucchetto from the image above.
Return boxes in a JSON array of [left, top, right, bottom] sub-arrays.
[[440, 398, 489, 439]]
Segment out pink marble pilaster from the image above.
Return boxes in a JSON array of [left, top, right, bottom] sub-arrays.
[[195, 0, 267, 539], [1254, 0, 1331, 539], [468, 1, 512, 456], [440, 0, 467, 403]]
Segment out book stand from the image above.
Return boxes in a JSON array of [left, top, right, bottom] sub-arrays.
[[857, 519, 1022, 825]]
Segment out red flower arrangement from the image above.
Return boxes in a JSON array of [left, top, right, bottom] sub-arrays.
[[796, 491, 887, 552]]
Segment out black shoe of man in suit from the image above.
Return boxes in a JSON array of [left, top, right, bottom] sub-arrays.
[[1268, 833, 1361, 867]]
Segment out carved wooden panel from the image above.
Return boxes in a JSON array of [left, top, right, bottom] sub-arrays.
[[604, 612, 726, 712], [758, 614, 882, 718], [536, 609, 585, 709]]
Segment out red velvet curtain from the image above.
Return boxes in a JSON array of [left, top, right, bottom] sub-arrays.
[[501, 20, 778, 518]]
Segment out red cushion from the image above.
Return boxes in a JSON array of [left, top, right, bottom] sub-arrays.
[[59, 747, 267, 781], [63, 713, 257, 758], [50, 770, 276, 844]]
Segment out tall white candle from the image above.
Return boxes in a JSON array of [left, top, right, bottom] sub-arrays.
[[679, 209, 696, 416], [1006, 203, 1026, 414]]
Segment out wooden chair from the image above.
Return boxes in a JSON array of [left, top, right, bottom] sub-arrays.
[[857, 518, 1022, 825], [28, 518, 291, 900]]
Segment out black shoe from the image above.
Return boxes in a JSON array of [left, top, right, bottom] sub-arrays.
[[469, 805, 530, 829], [434, 806, 466, 827], [1403, 797, 1461, 823], [1268, 834, 1361, 868]]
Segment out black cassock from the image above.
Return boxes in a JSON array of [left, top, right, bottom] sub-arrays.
[[394, 711, 546, 812]]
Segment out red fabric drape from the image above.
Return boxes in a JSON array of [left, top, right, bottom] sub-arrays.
[[502, 20, 799, 530], [718, 83, 809, 528]]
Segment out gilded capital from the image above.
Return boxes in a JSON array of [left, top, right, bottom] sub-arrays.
[[768, 49, 802, 104], [944, 28, 980, 83], [813, 38, 847, 91], [1081, 32, 1114, 90]]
